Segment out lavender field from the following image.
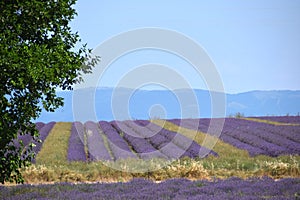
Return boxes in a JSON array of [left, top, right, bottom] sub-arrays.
[[53, 120, 217, 162], [16, 116, 300, 162], [7, 116, 300, 199], [168, 116, 300, 157], [1, 177, 299, 199]]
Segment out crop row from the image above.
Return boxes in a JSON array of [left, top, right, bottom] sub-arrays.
[[168, 117, 300, 157], [16, 116, 300, 160], [14, 122, 56, 162], [2, 177, 299, 199], [67, 121, 217, 162]]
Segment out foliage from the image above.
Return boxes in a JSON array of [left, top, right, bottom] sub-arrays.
[[0, 0, 99, 184], [235, 112, 244, 118]]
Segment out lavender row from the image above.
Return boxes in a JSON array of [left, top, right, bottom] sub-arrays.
[[67, 122, 86, 161], [168, 118, 211, 133], [192, 118, 300, 156], [111, 121, 167, 160], [35, 122, 45, 131], [221, 118, 287, 157], [84, 121, 112, 161], [66, 116, 299, 161], [136, 120, 218, 158], [13, 122, 50, 162], [67, 119, 217, 161], [229, 119, 300, 154], [11, 122, 46, 161], [168, 117, 300, 156], [245, 120, 300, 143], [99, 121, 137, 160], [197, 118, 268, 156], [226, 118, 300, 154], [124, 120, 186, 159], [2, 177, 299, 199], [220, 134, 266, 156], [14, 122, 46, 149], [273, 125, 300, 143], [67, 121, 137, 161]]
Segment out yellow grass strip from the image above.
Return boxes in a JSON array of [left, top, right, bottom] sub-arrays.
[[242, 117, 300, 126], [35, 122, 72, 165]]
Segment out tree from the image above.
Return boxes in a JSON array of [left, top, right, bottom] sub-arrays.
[[0, 0, 99, 183]]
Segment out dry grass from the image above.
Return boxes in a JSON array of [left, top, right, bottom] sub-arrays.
[[35, 122, 71, 165], [242, 117, 300, 126], [21, 156, 300, 184]]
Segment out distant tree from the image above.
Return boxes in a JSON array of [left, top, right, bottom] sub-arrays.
[[235, 112, 244, 118], [0, 0, 99, 183]]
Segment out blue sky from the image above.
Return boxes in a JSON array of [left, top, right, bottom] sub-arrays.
[[70, 0, 300, 94]]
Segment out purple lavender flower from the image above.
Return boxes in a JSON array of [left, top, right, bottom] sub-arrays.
[[99, 121, 137, 160], [85, 121, 112, 161], [67, 122, 86, 161]]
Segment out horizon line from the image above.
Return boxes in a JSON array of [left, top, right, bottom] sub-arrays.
[[56, 86, 300, 95]]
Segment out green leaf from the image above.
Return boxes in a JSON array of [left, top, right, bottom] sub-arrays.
[[0, 0, 99, 184]]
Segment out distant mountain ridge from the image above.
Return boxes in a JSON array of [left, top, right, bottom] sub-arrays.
[[36, 88, 300, 122]]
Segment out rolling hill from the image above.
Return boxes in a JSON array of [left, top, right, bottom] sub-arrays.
[[36, 88, 300, 122]]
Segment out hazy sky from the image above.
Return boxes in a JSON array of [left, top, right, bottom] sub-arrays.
[[70, 0, 300, 94]]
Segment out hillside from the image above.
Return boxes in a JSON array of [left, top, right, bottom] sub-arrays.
[[36, 88, 300, 122]]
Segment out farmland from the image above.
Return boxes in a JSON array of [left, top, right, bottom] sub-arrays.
[[2, 177, 300, 199], [2, 116, 300, 199]]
